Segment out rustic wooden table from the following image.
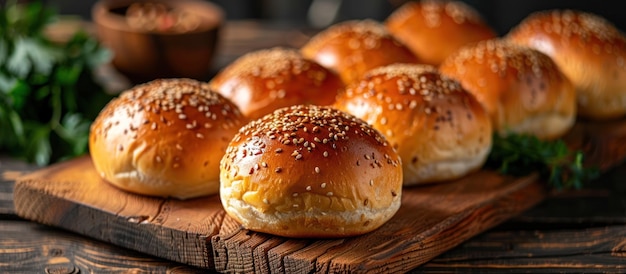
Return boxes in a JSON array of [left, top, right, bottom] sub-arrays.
[[3, 153, 626, 273], [1, 21, 626, 273]]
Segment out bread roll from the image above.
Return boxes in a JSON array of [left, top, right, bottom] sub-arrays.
[[385, 0, 497, 66], [89, 78, 247, 199], [506, 9, 626, 120], [301, 19, 421, 84], [220, 105, 403, 238], [439, 39, 577, 140], [209, 47, 344, 120], [334, 64, 492, 186]]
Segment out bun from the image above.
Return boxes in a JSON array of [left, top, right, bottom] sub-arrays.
[[385, 0, 497, 66], [439, 39, 577, 140], [89, 78, 248, 199], [301, 19, 421, 84], [334, 64, 492, 186], [219, 105, 403, 238], [506, 10, 626, 120], [209, 47, 344, 120]]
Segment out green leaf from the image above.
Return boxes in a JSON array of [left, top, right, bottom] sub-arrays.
[[486, 132, 600, 190], [0, 1, 112, 165], [8, 79, 30, 109], [0, 74, 17, 94], [26, 125, 52, 166], [55, 63, 82, 86]]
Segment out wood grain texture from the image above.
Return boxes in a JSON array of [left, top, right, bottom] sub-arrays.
[[11, 119, 626, 273], [0, 219, 208, 273], [13, 158, 223, 269], [12, 156, 546, 273], [0, 157, 36, 216], [416, 225, 626, 273]]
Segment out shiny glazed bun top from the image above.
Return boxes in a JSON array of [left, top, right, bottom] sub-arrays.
[[385, 0, 497, 66], [220, 105, 403, 238], [89, 78, 248, 199], [209, 47, 344, 120], [439, 39, 577, 140], [506, 9, 626, 120], [334, 64, 492, 186], [301, 19, 421, 84]]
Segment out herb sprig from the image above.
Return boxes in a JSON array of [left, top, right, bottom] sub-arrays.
[[0, 1, 114, 166], [486, 133, 599, 190]]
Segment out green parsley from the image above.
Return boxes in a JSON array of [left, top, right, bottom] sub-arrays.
[[486, 132, 600, 190], [0, 1, 114, 166]]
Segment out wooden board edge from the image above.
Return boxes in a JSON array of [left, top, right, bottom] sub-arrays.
[[12, 174, 215, 269]]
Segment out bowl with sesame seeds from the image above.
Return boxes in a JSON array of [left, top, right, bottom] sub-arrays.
[[92, 0, 223, 83]]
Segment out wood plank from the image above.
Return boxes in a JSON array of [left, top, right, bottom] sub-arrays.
[[11, 119, 626, 272], [0, 157, 36, 216], [0, 219, 207, 273], [417, 225, 626, 273], [12, 155, 546, 272], [12, 158, 223, 269]]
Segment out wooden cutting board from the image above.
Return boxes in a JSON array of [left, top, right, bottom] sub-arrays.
[[13, 119, 626, 273]]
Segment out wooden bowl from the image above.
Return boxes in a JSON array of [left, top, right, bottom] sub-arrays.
[[92, 0, 223, 83]]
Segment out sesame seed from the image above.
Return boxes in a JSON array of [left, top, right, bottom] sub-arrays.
[[315, 167, 320, 173], [321, 183, 327, 188], [263, 198, 269, 204], [327, 192, 333, 196], [295, 154, 303, 160], [292, 193, 298, 197], [306, 186, 312, 191], [323, 151, 329, 157], [275, 167, 282, 173]]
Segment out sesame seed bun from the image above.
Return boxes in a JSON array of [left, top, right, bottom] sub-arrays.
[[506, 10, 626, 120], [301, 19, 421, 84], [89, 78, 248, 199], [219, 105, 402, 238], [209, 47, 344, 120], [385, 0, 497, 66], [334, 64, 492, 186], [439, 39, 577, 140]]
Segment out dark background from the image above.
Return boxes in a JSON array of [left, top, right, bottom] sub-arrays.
[[44, 0, 626, 35]]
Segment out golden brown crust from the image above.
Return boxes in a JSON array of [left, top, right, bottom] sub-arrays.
[[439, 39, 577, 140], [89, 78, 248, 199], [334, 64, 492, 186], [301, 19, 421, 84], [506, 9, 626, 120], [385, 0, 496, 66], [219, 105, 402, 238], [209, 47, 344, 120]]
